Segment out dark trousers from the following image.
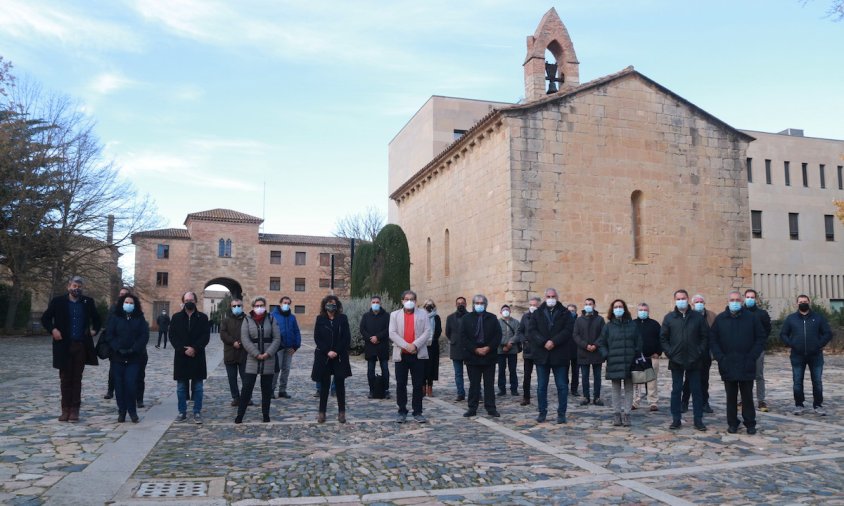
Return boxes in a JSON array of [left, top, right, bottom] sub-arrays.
[[238, 373, 272, 419], [580, 363, 602, 400], [136, 353, 147, 405], [225, 361, 247, 400], [367, 356, 390, 394], [106, 361, 114, 396], [725, 380, 755, 429], [497, 354, 518, 393], [672, 368, 703, 424], [468, 363, 497, 413], [157, 331, 168, 348], [791, 352, 824, 408], [318, 374, 346, 413], [569, 356, 579, 393], [59, 341, 86, 409], [522, 357, 534, 399], [682, 355, 711, 405], [395, 354, 425, 416], [113, 360, 140, 416]]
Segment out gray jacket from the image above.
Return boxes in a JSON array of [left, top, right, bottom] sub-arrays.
[[498, 317, 521, 355], [240, 313, 281, 375]]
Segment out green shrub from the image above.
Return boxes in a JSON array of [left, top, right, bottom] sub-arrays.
[[372, 224, 410, 304], [350, 242, 375, 298]]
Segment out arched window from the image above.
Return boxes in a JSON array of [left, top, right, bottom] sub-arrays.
[[218, 238, 225, 257], [631, 190, 643, 261], [444, 229, 450, 277], [426, 237, 432, 281], [225, 239, 232, 257]]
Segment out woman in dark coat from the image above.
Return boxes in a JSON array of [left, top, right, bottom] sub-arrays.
[[597, 299, 642, 427], [311, 295, 352, 423], [106, 294, 149, 423], [423, 299, 442, 397]]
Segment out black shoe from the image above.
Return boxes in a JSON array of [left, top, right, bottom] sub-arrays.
[[104, 393, 113, 400], [137, 402, 145, 408], [511, 390, 518, 396], [234, 415, 243, 424], [536, 413, 546, 423], [703, 403, 714, 414], [746, 427, 757, 435], [555, 415, 567, 424], [384, 393, 391, 399], [520, 398, 530, 406], [262, 415, 270, 423], [694, 423, 707, 432], [117, 412, 126, 423], [130, 414, 139, 423], [669, 421, 682, 430], [570, 390, 580, 397], [497, 390, 506, 396], [463, 410, 477, 417], [278, 392, 290, 399], [455, 395, 465, 402], [580, 398, 591, 406], [154, 345, 160, 349], [727, 426, 738, 434], [487, 410, 501, 418]]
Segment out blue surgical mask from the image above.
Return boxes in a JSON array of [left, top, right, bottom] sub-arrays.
[[613, 308, 624, 318], [232, 306, 243, 316], [281, 304, 290, 312], [745, 298, 756, 308], [371, 303, 381, 312], [675, 300, 688, 310], [638, 310, 649, 319], [584, 305, 594, 314], [474, 304, 485, 313], [729, 301, 742, 312], [694, 302, 705, 312], [122, 303, 135, 313]]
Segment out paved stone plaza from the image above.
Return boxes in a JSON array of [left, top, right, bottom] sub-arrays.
[[1, 333, 842, 505]]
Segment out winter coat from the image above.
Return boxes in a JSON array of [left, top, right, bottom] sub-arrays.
[[446, 310, 468, 360], [459, 311, 503, 366], [311, 313, 352, 380], [271, 308, 302, 349], [219, 310, 247, 365], [156, 313, 171, 331], [241, 313, 281, 375], [42, 294, 102, 370], [744, 305, 772, 337], [360, 309, 390, 359], [498, 316, 521, 355], [428, 312, 442, 356], [516, 311, 535, 359], [780, 310, 834, 356], [597, 317, 642, 380], [388, 309, 432, 362], [635, 317, 662, 357], [528, 303, 574, 366], [169, 310, 210, 381], [659, 308, 709, 371], [106, 311, 149, 364], [573, 313, 606, 365], [709, 308, 766, 382]]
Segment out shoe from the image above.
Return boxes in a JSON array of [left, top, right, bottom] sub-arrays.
[[230, 399, 238, 407], [338, 412, 346, 424], [426, 386, 434, 397], [104, 393, 113, 400], [367, 393, 374, 399], [746, 427, 757, 435], [155, 345, 160, 349], [487, 410, 501, 418], [570, 390, 580, 397], [313, 392, 320, 398], [68, 408, 79, 422], [669, 420, 681, 430], [631, 404, 638, 410], [413, 414, 427, 423], [279, 392, 291, 399], [703, 403, 714, 414], [622, 413, 631, 427], [555, 415, 567, 424], [317, 412, 326, 424], [175, 413, 187, 422], [612, 413, 623, 426], [593, 398, 604, 406], [757, 401, 768, 412], [511, 390, 518, 396], [271, 393, 277, 399], [455, 395, 465, 402], [263, 415, 271, 423], [580, 398, 591, 406], [385, 392, 391, 399], [681, 402, 689, 413], [137, 402, 145, 408], [234, 415, 243, 424], [118, 412, 126, 423], [58, 408, 70, 422], [395, 413, 407, 424], [727, 426, 738, 434], [497, 390, 506, 397], [814, 406, 827, 416], [694, 422, 707, 432], [536, 413, 546, 423], [193, 413, 203, 424], [130, 414, 139, 423], [520, 398, 530, 406], [793, 405, 805, 415], [649, 404, 659, 412], [463, 410, 477, 417]]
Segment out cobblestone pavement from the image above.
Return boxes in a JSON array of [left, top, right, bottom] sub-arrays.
[[1, 332, 843, 505]]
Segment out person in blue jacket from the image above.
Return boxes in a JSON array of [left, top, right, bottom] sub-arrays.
[[271, 296, 302, 399]]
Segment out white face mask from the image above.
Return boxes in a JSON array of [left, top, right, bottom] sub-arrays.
[[403, 300, 415, 310], [502, 310, 510, 318], [546, 298, 557, 307], [254, 307, 266, 315], [528, 306, 537, 313]]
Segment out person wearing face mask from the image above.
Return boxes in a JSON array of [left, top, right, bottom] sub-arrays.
[[709, 290, 766, 434], [312, 295, 352, 423], [104, 287, 132, 401], [632, 303, 662, 411], [566, 303, 581, 398], [597, 299, 642, 427], [106, 294, 149, 423], [422, 299, 442, 397], [497, 304, 520, 397], [660, 289, 709, 431], [681, 294, 716, 414], [169, 291, 210, 424], [156, 310, 170, 349], [445, 297, 469, 401], [743, 289, 771, 412], [236, 296, 281, 423], [459, 295, 503, 417], [516, 296, 541, 406], [528, 288, 575, 424], [389, 290, 432, 423], [271, 296, 301, 399], [573, 298, 605, 407], [780, 294, 834, 416], [360, 295, 391, 399], [220, 298, 249, 407], [42, 276, 102, 423]]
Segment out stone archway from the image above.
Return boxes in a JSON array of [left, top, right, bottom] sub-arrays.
[[204, 277, 243, 300]]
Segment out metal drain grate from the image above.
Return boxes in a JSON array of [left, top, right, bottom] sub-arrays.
[[136, 480, 208, 498]]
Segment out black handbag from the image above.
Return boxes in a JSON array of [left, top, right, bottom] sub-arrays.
[[95, 333, 112, 360]]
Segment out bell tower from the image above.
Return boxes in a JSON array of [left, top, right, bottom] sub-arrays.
[[523, 8, 580, 102]]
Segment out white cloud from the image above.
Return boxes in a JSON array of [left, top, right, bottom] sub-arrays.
[[89, 72, 136, 95]]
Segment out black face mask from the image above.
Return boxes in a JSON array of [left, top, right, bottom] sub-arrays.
[[70, 288, 82, 297], [456, 305, 467, 314], [325, 304, 337, 312], [798, 303, 810, 312], [184, 302, 197, 311]]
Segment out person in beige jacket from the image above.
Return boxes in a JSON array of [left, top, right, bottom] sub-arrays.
[[389, 290, 432, 423]]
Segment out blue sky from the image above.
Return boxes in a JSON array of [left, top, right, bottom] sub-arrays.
[[1, 0, 843, 276]]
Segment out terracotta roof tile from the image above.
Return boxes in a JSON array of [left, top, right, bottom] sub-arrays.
[[131, 228, 191, 241], [259, 234, 350, 247], [185, 209, 263, 224]]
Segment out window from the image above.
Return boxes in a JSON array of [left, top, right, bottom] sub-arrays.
[[270, 250, 281, 264], [838, 165, 843, 190], [825, 215, 835, 241], [319, 278, 330, 288], [335, 279, 346, 289], [294, 305, 305, 314], [444, 229, 450, 277], [784, 161, 791, 186], [631, 190, 643, 260], [226, 239, 232, 257], [269, 277, 280, 291], [751, 210, 762, 239], [802, 163, 808, 187], [820, 164, 826, 189], [453, 129, 468, 141], [295, 252, 306, 265], [319, 253, 331, 267], [788, 213, 799, 240], [746, 158, 753, 183], [218, 238, 232, 257], [765, 159, 772, 184], [295, 278, 306, 291], [156, 272, 169, 287], [156, 244, 169, 259]]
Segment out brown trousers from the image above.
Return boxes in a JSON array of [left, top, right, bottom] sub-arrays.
[[59, 341, 86, 409]]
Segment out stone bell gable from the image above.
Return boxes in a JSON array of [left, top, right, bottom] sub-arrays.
[[524, 7, 580, 102]]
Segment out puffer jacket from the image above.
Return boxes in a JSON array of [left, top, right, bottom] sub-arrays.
[[780, 310, 834, 356], [659, 308, 709, 371], [597, 317, 642, 380], [106, 311, 149, 363], [573, 313, 605, 365]]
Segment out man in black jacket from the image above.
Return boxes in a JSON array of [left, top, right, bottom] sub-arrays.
[[169, 291, 211, 424], [516, 296, 541, 406], [743, 289, 771, 412], [529, 288, 574, 424], [445, 297, 468, 401], [632, 302, 662, 411], [41, 276, 102, 422], [459, 294, 502, 417], [156, 310, 170, 349], [360, 295, 391, 399]]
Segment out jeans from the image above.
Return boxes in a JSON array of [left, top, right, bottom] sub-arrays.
[[59, 341, 86, 409], [238, 373, 273, 419], [177, 379, 203, 415], [273, 350, 294, 394], [580, 363, 602, 400], [611, 378, 633, 415], [112, 361, 140, 416], [755, 351, 766, 402], [725, 380, 755, 429], [452, 359, 466, 397], [395, 354, 425, 416], [467, 363, 497, 412], [791, 352, 824, 408], [535, 363, 569, 417], [225, 362, 247, 400], [522, 357, 534, 399], [367, 355, 391, 394], [671, 369, 702, 424], [682, 355, 711, 405], [497, 354, 518, 393]]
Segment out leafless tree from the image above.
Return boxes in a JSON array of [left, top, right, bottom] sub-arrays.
[[333, 205, 385, 242], [801, 0, 844, 20]]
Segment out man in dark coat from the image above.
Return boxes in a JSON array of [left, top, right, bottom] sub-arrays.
[[41, 276, 102, 422], [459, 294, 502, 418], [710, 290, 766, 434], [516, 296, 541, 406], [660, 289, 709, 431], [445, 296, 468, 401], [743, 289, 771, 411], [156, 310, 170, 349], [528, 288, 575, 424], [169, 291, 210, 424], [632, 302, 662, 411], [360, 295, 391, 399]]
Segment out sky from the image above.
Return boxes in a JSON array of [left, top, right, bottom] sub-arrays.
[[1, 0, 843, 278]]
